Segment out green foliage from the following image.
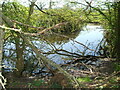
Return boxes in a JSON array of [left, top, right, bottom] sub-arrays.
[[111, 84, 120, 88], [32, 80, 45, 86], [109, 78, 117, 83], [87, 2, 118, 58], [3, 2, 28, 22], [113, 63, 120, 71], [77, 77, 92, 82], [32, 8, 86, 32], [3, 2, 86, 33], [88, 11, 104, 23]]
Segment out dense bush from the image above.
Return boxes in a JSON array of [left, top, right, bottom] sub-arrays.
[[3, 2, 86, 33]]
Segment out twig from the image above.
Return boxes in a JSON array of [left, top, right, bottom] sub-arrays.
[[0, 25, 21, 32], [34, 4, 56, 16], [91, 71, 120, 88], [22, 22, 68, 36], [0, 25, 81, 88], [94, 38, 104, 56], [11, 20, 45, 30]]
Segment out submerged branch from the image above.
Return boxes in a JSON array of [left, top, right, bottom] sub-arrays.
[[22, 35, 80, 88]]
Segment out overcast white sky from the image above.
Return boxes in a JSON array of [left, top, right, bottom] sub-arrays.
[[1, 0, 115, 8], [16, 0, 114, 8], [19, 0, 72, 8]]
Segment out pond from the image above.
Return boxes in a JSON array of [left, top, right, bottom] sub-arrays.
[[46, 24, 104, 64], [3, 24, 104, 74]]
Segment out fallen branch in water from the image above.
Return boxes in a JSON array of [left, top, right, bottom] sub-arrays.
[[0, 25, 102, 59], [2, 15, 93, 51], [0, 23, 93, 52], [0, 24, 81, 88]]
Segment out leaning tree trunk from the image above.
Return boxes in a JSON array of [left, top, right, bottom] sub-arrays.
[[0, 24, 81, 88], [21, 35, 80, 88]]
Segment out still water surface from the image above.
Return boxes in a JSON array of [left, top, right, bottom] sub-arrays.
[[4, 24, 104, 71], [47, 24, 104, 64]]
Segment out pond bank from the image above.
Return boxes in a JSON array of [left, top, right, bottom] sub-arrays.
[[5, 57, 119, 89]]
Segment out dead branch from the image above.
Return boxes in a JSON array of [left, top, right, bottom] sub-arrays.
[[0, 25, 99, 61], [94, 38, 105, 56], [91, 71, 120, 88], [55, 49, 83, 57], [34, 4, 56, 16], [0, 21, 67, 36], [22, 22, 68, 36], [37, 22, 68, 34], [0, 25, 81, 88], [84, 0, 93, 10], [2, 15, 92, 52], [22, 35, 80, 88]]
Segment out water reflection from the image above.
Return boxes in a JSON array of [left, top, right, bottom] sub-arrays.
[[50, 24, 103, 57], [3, 24, 104, 76], [44, 24, 104, 64], [64, 24, 104, 53], [42, 29, 81, 45], [75, 24, 103, 45]]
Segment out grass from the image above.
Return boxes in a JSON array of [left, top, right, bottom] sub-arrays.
[[77, 77, 92, 82]]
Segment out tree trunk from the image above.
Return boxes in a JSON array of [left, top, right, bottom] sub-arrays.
[[14, 35, 25, 77], [0, 3, 6, 89], [49, 0, 52, 9], [27, 1, 36, 23], [114, 1, 120, 60]]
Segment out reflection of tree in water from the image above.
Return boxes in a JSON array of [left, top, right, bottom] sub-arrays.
[[43, 29, 81, 45], [3, 28, 81, 77], [3, 36, 39, 77]]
